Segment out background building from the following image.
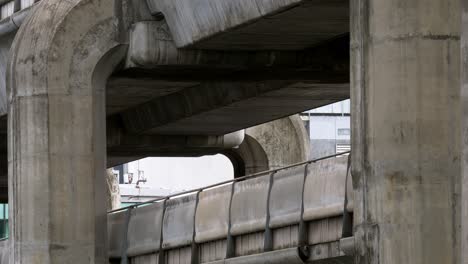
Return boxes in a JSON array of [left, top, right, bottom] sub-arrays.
[[302, 99, 350, 159]]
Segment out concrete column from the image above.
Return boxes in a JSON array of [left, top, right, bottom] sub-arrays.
[[7, 0, 124, 262], [351, 0, 461, 263], [461, 2, 468, 262]]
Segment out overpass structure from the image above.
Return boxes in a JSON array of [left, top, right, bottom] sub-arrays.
[[0, 0, 467, 263], [107, 154, 353, 264]]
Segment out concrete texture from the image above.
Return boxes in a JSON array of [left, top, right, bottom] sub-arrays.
[[108, 211, 129, 259], [105, 157, 352, 263], [0, 0, 350, 201], [7, 0, 125, 262], [106, 169, 121, 210], [230, 174, 270, 236], [127, 201, 164, 257], [225, 115, 310, 177], [269, 165, 305, 228], [351, 0, 461, 263], [462, 1, 468, 262], [162, 194, 197, 249], [195, 184, 232, 243], [145, 0, 348, 50], [0, 239, 8, 264], [0, 33, 14, 116], [303, 156, 351, 221]]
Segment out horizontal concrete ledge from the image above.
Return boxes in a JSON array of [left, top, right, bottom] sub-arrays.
[[205, 247, 308, 264]]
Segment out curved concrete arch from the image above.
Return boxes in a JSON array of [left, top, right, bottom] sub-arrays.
[[227, 115, 310, 176], [7, 0, 125, 262]]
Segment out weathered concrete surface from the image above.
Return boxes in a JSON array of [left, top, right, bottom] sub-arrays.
[[462, 1, 468, 262], [146, 0, 348, 50], [195, 184, 232, 243], [303, 156, 351, 221], [106, 169, 121, 210], [114, 23, 349, 136], [162, 194, 197, 249], [0, 239, 8, 264], [269, 165, 305, 228], [7, 0, 125, 262], [0, 33, 14, 117], [127, 201, 164, 257], [227, 115, 310, 176], [108, 211, 129, 259], [351, 0, 461, 263], [230, 174, 270, 236], [106, 156, 352, 263]]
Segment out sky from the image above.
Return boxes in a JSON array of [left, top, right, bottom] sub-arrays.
[[126, 154, 234, 191]]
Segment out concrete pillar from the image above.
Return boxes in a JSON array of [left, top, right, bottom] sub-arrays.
[[7, 0, 124, 262], [351, 0, 461, 263], [462, 2, 468, 262]]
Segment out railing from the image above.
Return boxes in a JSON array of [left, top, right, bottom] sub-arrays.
[[108, 151, 352, 263], [0, 0, 40, 36], [109, 151, 350, 214]]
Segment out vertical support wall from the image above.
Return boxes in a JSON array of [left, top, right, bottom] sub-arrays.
[[7, 0, 124, 262], [462, 2, 468, 263], [351, 0, 462, 263]]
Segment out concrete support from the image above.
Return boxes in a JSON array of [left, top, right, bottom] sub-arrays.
[[351, 0, 461, 263], [462, 2, 468, 262], [7, 0, 124, 262], [226, 115, 310, 176]]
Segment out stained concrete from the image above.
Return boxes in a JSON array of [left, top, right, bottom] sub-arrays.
[[146, 0, 348, 50], [0, 0, 350, 203], [106, 156, 351, 263], [462, 1, 468, 262], [7, 0, 125, 262], [351, 0, 462, 263], [223, 115, 310, 177]]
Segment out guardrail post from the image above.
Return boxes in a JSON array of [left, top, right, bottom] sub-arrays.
[[158, 198, 169, 264], [191, 191, 202, 264], [263, 172, 275, 252], [298, 164, 309, 255], [226, 182, 236, 258], [120, 208, 133, 264]]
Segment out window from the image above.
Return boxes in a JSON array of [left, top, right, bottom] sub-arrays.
[[336, 144, 351, 154], [337, 128, 350, 136], [21, 0, 35, 9], [0, 204, 8, 240], [0, 1, 14, 20]]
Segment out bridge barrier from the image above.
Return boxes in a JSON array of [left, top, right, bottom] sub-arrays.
[[229, 174, 270, 236], [195, 184, 232, 243], [269, 165, 306, 229], [162, 194, 197, 249], [303, 157, 352, 221], [107, 152, 353, 264], [108, 210, 130, 259], [127, 201, 165, 257]]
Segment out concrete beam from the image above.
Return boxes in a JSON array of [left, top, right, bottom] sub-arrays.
[[106, 116, 245, 166], [119, 80, 348, 135], [145, 0, 348, 50], [113, 29, 349, 135]]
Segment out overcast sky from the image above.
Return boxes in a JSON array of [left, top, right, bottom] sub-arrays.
[[126, 154, 233, 191]]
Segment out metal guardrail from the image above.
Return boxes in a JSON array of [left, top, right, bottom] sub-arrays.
[[108, 151, 351, 214], [0, 0, 39, 37]]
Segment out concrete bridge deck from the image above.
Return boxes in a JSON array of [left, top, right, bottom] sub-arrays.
[[0, 0, 350, 203], [107, 155, 353, 264]]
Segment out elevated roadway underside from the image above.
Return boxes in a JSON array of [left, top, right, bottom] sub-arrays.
[[0, 0, 350, 202]]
